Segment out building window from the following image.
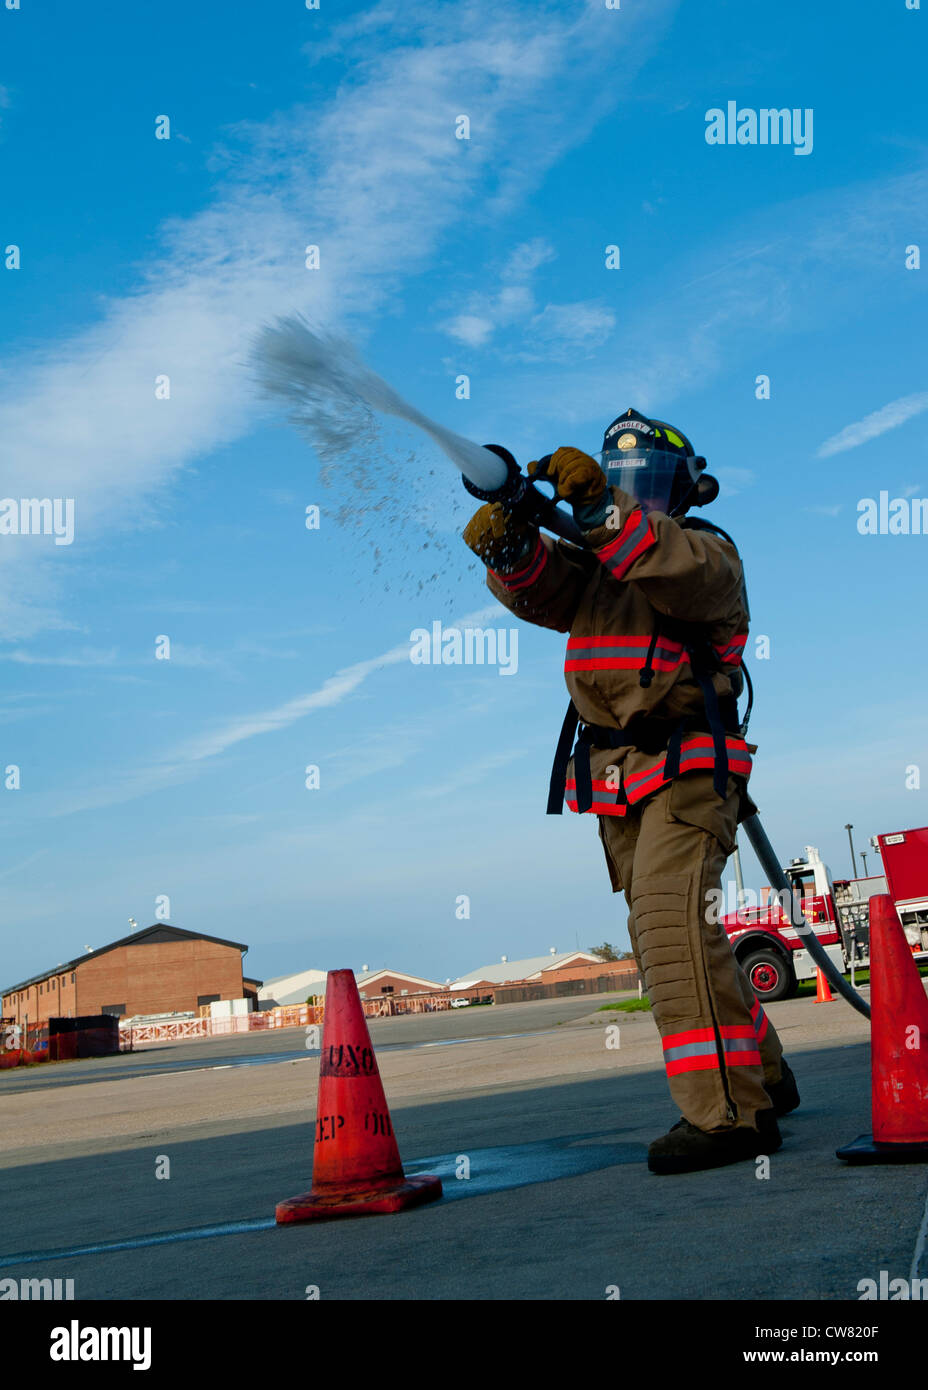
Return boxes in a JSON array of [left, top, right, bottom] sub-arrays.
[[197, 994, 220, 1008], [101, 1004, 126, 1017], [70, 973, 75, 983]]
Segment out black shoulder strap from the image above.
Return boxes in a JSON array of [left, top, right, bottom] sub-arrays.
[[680, 515, 754, 738]]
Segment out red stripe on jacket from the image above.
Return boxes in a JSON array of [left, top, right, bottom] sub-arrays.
[[490, 536, 547, 591]]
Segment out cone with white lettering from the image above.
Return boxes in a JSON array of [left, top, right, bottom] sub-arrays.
[[275, 968, 443, 1221], [837, 895, 928, 1163]]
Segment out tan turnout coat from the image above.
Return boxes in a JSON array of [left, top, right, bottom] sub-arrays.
[[485, 485, 755, 839]]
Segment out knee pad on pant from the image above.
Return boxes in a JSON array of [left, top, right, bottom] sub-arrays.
[[630, 871, 700, 1022]]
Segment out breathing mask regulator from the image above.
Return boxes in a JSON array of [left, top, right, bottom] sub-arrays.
[[599, 408, 719, 517]]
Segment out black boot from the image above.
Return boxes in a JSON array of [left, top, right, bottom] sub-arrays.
[[648, 1108, 781, 1175], [765, 1058, 800, 1117]]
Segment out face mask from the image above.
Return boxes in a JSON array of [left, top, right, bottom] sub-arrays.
[[599, 447, 697, 515]]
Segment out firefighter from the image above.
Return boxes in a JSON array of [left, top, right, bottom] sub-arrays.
[[463, 409, 799, 1174]]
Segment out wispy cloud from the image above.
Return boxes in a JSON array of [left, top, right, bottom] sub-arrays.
[[441, 238, 555, 345], [714, 467, 756, 496], [439, 238, 614, 356], [467, 167, 928, 438], [167, 601, 498, 764], [0, 647, 118, 667], [414, 748, 525, 799], [519, 301, 616, 360], [46, 606, 499, 816], [0, 850, 47, 882], [172, 644, 413, 764], [805, 503, 843, 517], [816, 391, 928, 458], [0, 0, 678, 640]]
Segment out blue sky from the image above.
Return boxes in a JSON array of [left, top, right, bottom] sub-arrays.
[[1, 0, 926, 990]]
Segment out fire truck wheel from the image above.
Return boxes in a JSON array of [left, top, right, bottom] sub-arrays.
[[742, 949, 795, 1003]]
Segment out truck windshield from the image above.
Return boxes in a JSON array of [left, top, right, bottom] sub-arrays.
[[788, 871, 816, 900]]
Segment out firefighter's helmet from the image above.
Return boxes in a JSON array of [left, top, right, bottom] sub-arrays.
[[600, 407, 719, 514]]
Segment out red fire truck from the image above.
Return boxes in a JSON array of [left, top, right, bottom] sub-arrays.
[[721, 825, 928, 1001]]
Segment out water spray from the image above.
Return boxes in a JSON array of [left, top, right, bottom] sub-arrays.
[[250, 314, 583, 544]]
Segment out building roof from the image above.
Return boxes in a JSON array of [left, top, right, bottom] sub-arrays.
[[1, 924, 250, 997], [257, 967, 329, 1008], [451, 951, 600, 985], [355, 968, 446, 991], [260, 968, 328, 989], [258, 966, 447, 1006]]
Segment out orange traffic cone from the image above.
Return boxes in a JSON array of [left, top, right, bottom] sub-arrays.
[[276, 968, 443, 1222], [837, 895, 928, 1163], [815, 968, 834, 1003]]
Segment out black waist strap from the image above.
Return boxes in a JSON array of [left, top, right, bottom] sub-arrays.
[[548, 701, 740, 816]]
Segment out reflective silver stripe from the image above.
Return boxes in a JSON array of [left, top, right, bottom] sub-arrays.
[[720, 1035, 760, 1054], [601, 512, 650, 575], [676, 743, 750, 764], [565, 643, 684, 663], [662, 1039, 719, 1063], [567, 642, 650, 658]]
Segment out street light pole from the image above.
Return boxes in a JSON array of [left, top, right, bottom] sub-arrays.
[[860, 850, 869, 876], [732, 837, 747, 910], [845, 823, 859, 879]]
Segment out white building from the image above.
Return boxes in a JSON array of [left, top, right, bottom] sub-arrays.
[[257, 968, 329, 1008]]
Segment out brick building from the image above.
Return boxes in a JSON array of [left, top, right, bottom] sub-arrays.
[[1, 924, 255, 1027], [451, 950, 604, 990], [355, 968, 446, 1000], [541, 958, 638, 985]]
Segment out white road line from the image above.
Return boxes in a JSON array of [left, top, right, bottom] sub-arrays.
[[421, 1030, 563, 1048], [137, 1056, 315, 1079]]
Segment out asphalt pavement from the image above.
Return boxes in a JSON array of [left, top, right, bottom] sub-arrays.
[[1, 992, 926, 1300]]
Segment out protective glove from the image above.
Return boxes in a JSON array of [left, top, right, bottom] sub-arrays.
[[528, 447, 610, 530], [463, 501, 535, 572]]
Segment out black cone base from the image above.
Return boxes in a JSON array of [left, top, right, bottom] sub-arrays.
[[836, 1132, 928, 1164]]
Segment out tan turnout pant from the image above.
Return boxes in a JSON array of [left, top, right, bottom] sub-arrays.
[[598, 772, 784, 1132]]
